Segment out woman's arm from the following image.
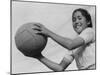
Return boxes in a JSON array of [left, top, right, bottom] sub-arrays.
[[36, 54, 74, 72], [48, 31, 85, 50], [33, 24, 85, 50]]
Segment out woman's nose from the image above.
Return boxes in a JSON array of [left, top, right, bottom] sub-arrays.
[[75, 19, 80, 23]]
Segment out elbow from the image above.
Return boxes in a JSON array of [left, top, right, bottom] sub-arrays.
[[68, 46, 75, 50], [59, 68, 65, 72], [55, 67, 65, 72], [64, 40, 74, 50], [67, 43, 74, 50], [60, 68, 65, 71]]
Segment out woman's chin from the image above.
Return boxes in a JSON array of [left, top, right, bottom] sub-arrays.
[[76, 30, 81, 34]]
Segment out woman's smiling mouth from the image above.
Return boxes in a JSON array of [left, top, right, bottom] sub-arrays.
[[75, 23, 82, 29]]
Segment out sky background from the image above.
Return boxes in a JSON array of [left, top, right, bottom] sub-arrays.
[[12, 1, 95, 74]]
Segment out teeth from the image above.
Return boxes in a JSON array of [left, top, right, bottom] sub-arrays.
[[77, 25, 80, 29], [76, 24, 82, 29], [76, 23, 82, 29]]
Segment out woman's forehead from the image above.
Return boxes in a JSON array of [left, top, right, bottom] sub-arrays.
[[73, 11, 83, 17]]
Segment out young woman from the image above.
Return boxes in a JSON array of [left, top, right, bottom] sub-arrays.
[[32, 8, 95, 71]]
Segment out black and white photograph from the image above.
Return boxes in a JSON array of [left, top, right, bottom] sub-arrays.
[[11, 0, 96, 74]]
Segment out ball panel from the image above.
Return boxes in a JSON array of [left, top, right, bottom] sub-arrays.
[[15, 30, 34, 50]]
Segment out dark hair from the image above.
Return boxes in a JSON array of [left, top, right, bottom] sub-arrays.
[[72, 8, 92, 27]]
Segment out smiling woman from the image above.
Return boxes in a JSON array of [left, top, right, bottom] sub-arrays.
[[32, 8, 95, 70], [12, 1, 96, 74]]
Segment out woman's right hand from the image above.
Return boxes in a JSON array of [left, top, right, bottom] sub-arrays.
[[32, 23, 51, 37]]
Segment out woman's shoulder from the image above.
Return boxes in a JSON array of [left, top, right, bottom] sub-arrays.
[[82, 27, 94, 34], [84, 27, 94, 31]]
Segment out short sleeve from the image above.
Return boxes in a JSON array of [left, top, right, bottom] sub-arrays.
[[78, 28, 95, 44]]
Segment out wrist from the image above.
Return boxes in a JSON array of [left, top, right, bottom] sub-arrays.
[[47, 30, 54, 37], [36, 54, 44, 60]]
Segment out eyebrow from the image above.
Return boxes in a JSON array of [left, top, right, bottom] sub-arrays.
[[77, 16, 82, 18]]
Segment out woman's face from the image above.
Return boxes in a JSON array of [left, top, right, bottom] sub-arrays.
[[72, 11, 89, 34]]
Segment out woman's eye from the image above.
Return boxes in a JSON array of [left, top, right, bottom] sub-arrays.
[[79, 18, 82, 20], [78, 16, 82, 20], [73, 18, 76, 22]]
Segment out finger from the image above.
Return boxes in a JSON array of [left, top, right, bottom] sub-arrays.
[[35, 31, 42, 35], [32, 28, 41, 31], [34, 23, 42, 28], [35, 31, 41, 34]]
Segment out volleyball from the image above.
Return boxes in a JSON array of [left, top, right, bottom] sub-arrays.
[[15, 22, 48, 57]]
